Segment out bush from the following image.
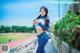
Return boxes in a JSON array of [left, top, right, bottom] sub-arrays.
[[54, 10, 80, 50]]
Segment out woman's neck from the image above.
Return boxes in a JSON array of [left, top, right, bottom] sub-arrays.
[[40, 16, 45, 19]]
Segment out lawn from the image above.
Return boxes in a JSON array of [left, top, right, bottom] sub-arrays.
[[0, 33, 33, 44]]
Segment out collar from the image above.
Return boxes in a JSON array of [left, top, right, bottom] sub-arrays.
[[40, 16, 45, 19]]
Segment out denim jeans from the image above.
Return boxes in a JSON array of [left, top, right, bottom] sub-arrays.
[[36, 31, 49, 53]]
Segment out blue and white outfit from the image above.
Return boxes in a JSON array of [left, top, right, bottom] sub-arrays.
[[33, 16, 50, 53]]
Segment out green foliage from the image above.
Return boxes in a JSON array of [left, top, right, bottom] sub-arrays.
[[54, 10, 80, 50], [0, 25, 35, 33]]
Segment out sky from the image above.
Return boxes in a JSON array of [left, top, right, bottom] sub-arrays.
[[0, 0, 73, 26]]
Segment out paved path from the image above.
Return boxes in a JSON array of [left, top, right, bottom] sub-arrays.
[[45, 39, 57, 53]]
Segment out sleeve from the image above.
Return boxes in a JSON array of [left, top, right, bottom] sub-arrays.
[[38, 22, 49, 31]]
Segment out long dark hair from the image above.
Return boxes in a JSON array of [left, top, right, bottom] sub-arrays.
[[36, 6, 49, 25]]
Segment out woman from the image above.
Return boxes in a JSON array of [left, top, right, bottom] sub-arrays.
[[33, 6, 50, 53]]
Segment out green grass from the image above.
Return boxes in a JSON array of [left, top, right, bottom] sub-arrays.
[[0, 33, 32, 44]]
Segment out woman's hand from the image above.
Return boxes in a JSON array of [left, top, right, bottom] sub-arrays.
[[33, 21, 35, 25], [35, 19, 39, 23], [33, 19, 39, 25]]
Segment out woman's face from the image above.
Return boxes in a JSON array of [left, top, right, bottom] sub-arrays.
[[40, 8, 46, 16]]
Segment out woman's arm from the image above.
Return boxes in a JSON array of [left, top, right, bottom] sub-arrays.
[[38, 22, 49, 31], [32, 19, 39, 29]]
